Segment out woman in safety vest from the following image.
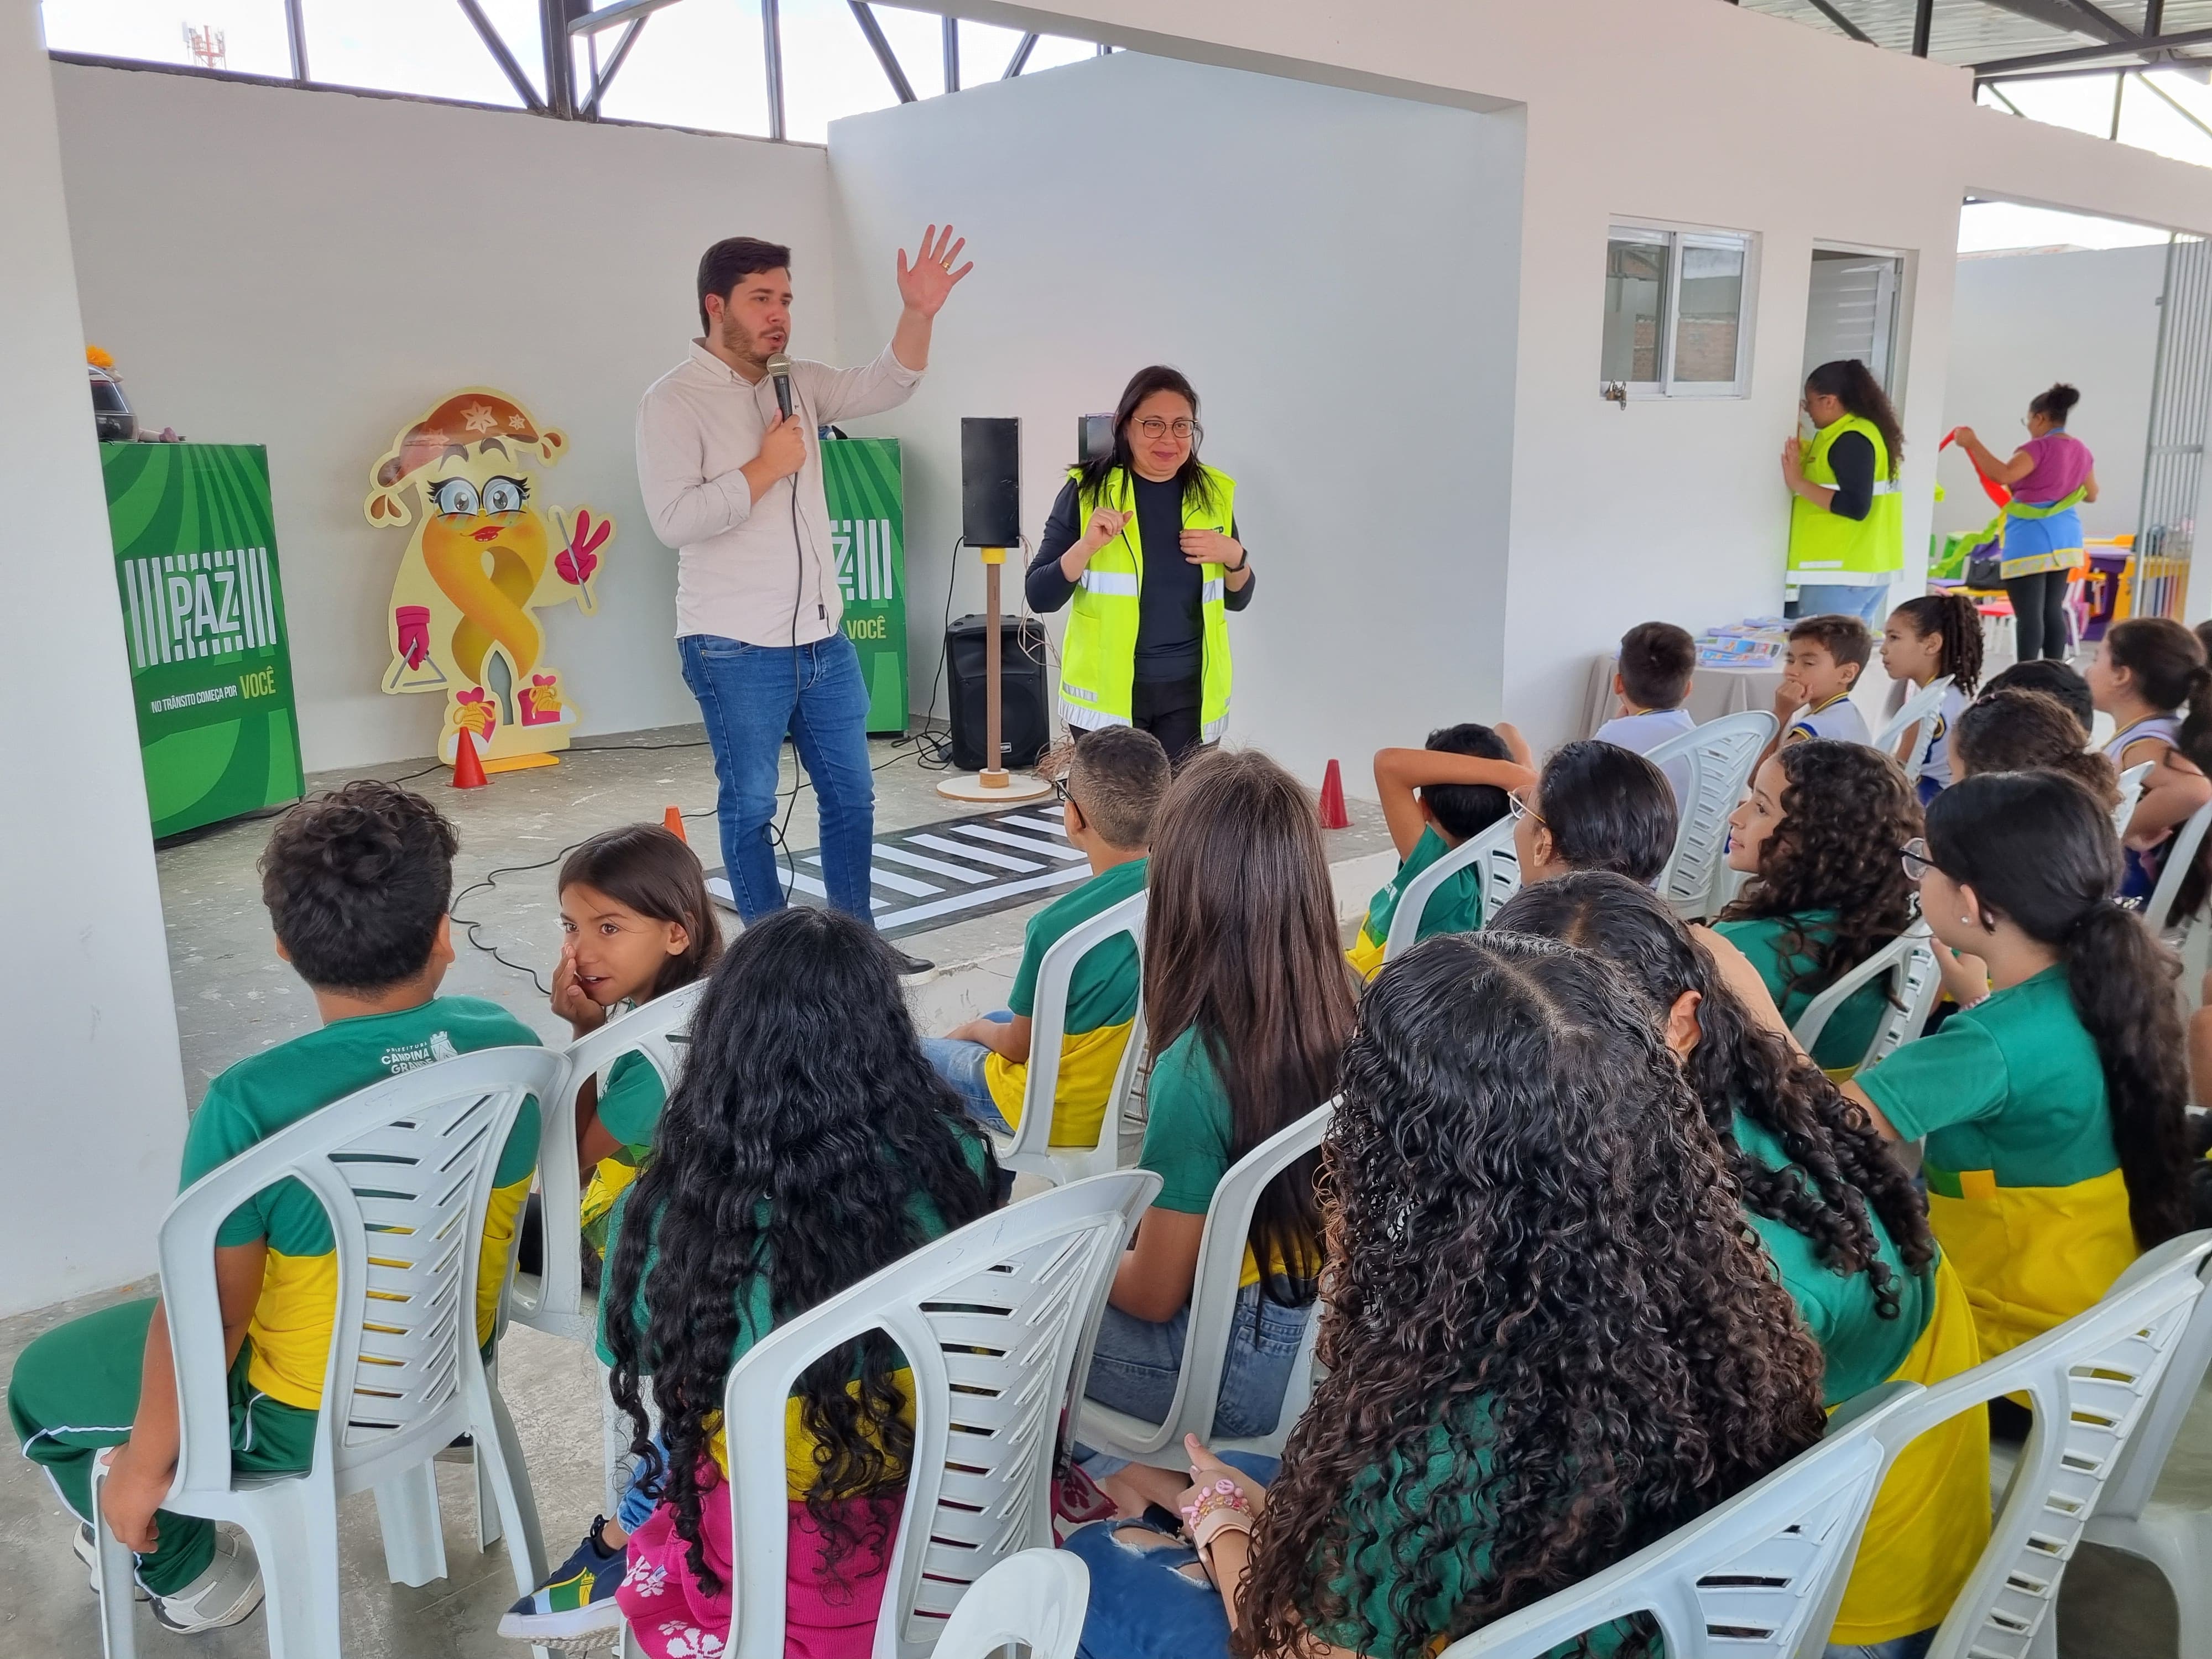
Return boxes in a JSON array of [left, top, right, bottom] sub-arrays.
[[1026, 366, 1254, 763], [1953, 383, 2099, 663], [1783, 358, 1906, 627]]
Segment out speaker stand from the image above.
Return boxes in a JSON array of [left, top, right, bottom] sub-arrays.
[[938, 544, 1052, 803]]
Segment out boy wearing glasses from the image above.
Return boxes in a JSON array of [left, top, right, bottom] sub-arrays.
[[1347, 723, 1537, 979], [921, 728, 1171, 1147]]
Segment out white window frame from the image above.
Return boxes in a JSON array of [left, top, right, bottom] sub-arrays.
[[1601, 220, 1759, 401]]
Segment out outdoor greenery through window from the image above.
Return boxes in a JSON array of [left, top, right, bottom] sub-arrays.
[[1601, 223, 1754, 398], [40, 0, 1105, 142]]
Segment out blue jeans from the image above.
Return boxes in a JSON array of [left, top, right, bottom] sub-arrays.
[[921, 1011, 1015, 1135], [678, 631, 875, 924], [1063, 1452, 1279, 1659], [1827, 1634, 1933, 1659], [1078, 1284, 1310, 1475], [1792, 582, 1891, 625], [614, 1433, 667, 1534]]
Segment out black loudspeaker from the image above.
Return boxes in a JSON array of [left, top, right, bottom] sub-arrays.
[[946, 614, 1049, 771], [961, 417, 1022, 547], [1078, 413, 1114, 465]]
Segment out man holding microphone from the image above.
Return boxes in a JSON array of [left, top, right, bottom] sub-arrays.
[[637, 227, 971, 968]]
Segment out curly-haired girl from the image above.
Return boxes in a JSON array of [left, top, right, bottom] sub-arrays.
[[1498, 872, 1989, 1656], [1713, 740, 1921, 1073], [599, 907, 998, 1659], [1848, 772, 2193, 1374], [1065, 932, 1826, 1659]]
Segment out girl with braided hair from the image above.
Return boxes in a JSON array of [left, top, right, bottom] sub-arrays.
[[1496, 873, 1989, 1658], [1066, 932, 1826, 1659], [1881, 592, 1985, 807], [1847, 772, 2192, 1380], [1712, 740, 1922, 1075]]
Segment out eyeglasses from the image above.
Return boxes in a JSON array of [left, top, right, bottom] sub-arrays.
[[1052, 775, 1074, 807], [1509, 790, 1545, 828], [1900, 837, 1935, 881], [1133, 418, 1197, 440]]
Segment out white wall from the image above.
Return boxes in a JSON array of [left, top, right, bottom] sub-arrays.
[[1, 4, 187, 1313], [1938, 244, 2167, 544], [827, 54, 1525, 780], [50, 62, 836, 770], [921, 0, 2212, 751]]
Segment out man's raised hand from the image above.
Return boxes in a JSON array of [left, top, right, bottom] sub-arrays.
[[896, 224, 974, 317]]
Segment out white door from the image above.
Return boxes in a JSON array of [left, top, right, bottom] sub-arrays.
[[1804, 251, 1902, 390]]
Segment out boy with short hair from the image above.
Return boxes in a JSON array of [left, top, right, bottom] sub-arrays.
[[1772, 613, 1875, 754], [9, 782, 540, 1631], [1347, 722, 1536, 980], [1595, 621, 1698, 802], [922, 726, 1171, 1149]]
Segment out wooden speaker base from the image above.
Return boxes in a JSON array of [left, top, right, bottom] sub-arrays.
[[935, 771, 1055, 804]]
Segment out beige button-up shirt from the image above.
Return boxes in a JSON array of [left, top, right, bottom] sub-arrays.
[[635, 340, 924, 645]]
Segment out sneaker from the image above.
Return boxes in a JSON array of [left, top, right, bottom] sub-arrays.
[[892, 948, 936, 980], [71, 1524, 148, 1600], [496, 1517, 627, 1649], [148, 1525, 263, 1633]]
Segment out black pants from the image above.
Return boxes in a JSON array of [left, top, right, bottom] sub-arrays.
[[2005, 570, 2072, 661], [1126, 675, 1206, 766]]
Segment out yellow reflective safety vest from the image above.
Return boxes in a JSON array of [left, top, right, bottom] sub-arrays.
[[1058, 465, 1236, 741], [1788, 413, 1904, 577]]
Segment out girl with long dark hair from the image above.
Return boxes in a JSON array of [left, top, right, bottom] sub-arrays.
[[1066, 932, 1826, 1659], [1952, 384, 2098, 662], [1847, 772, 2192, 1369], [598, 907, 998, 1659], [1784, 359, 1906, 627], [1026, 366, 1255, 762], [1496, 873, 1989, 1657], [2086, 616, 2212, 898], [1713, 740, 1922, 1073], [1880, 592, 1985, 807], [1510, 739, 1678, 887], [1079, 748, 1355, 1511]]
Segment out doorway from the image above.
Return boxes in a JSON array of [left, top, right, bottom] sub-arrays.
[[1804, 247, 1904, 392]]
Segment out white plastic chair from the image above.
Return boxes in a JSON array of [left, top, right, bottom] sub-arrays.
[[1075, 1102, 1332, 1468], [2114, 760, 2155, 839], [1381, 817, 1522, 962], [1788, 924, 1942, 1073], [90, 1046, 563, 1659], [2143, 797, 2212, 936], [706, 1169, 1158, 1659], [1439, 1382, 1919, 1659], [2078, 1245, 2212, 1659], [1645, 711, 1777, 920], [1887, 1230, 2212, 1659], [995, 890, 1147, 1187], [1875, 674, 1955, 752], [929, 1548, 1089, 1659]]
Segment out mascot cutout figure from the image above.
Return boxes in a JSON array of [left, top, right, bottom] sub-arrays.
[[366, 388, 613, 768]]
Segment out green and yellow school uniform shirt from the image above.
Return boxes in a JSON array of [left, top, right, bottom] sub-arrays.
[[597, 1126, 990, 1496], [1732, 1114, 1989, 1645], [1713, 911, 1886, 1076], [1138, 1027, 1316, 1292], [985, 857, 1145, 1149], [578, 1050, 667, 1258], [1858, 965, 2133, 1361], [178, 997, 542, 1413], [1347, 826, 1483, 982]]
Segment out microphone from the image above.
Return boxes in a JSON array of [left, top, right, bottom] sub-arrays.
[[765, 352, 795, 420]]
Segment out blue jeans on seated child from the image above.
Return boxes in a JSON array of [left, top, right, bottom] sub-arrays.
[[921, 1011, 1015, 1135], [1078, 1284, 1310, 1478], [1063, 1452, 1279, 1659]]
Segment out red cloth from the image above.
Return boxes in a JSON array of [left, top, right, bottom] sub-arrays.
[[617, 1462, 905, 1659]]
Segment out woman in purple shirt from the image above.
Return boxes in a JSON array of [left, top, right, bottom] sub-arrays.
[[1954, 383, 2099, 661]]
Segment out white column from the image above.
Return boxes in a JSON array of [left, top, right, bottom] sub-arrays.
[[0, 0, 187, 1314]]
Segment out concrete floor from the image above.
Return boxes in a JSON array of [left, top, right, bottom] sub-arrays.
[[4, 726, 2200, 1657]]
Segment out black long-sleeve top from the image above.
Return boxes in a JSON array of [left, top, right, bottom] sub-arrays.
[[1026, 475, 1255, 685], [1820, 430, 1877, 522]]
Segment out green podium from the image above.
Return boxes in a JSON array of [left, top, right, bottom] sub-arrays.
[[102, 442, 304, 838], [821, 437, 910, 735]]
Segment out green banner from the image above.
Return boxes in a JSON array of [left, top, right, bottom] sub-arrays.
[[103, 443, 305, 838], [820, 437, 909, 735]]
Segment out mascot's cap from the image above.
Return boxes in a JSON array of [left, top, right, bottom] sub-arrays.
[[366, 390, 566, 526]]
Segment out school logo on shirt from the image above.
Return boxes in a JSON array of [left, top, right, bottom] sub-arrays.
[[382, 1029, 461, 1073]]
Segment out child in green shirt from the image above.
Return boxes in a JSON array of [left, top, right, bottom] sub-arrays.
[[1713, 738, 1922, 1074], [9, 782, 541, 1632], [923, 727, 1170, 1149], [1345, 722, 1533, 979]]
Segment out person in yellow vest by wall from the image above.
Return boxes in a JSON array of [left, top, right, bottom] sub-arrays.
[[1027, 367, 1255, 763], [1784, 358, 1907, 628]]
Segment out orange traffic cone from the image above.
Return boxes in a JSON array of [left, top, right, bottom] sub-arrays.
[[663, 805, 687, 843], [1317, 758, 1350, 830], [451, 727, 488, 790]]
